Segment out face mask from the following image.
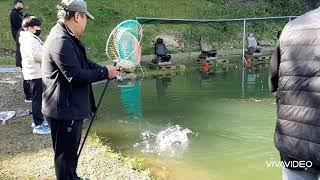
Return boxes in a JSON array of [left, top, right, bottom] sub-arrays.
[[34, 30, 41, 36]]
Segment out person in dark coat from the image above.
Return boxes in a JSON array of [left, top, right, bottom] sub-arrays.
[[10, 1, 32, 101], [10, 0, 24, 68], [270, 7, 320, 180], [42, 0, 119, 179], [10, 0, 24, 41]]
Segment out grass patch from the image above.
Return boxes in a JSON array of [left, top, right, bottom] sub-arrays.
[[0, 57, 16, 66], [87, 132, 156, 179]]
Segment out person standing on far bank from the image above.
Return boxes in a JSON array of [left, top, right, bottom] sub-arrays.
[[42, 0, 119, 179]]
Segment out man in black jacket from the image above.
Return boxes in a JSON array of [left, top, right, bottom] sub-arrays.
[[10, 1, 32, 101], [10, 0, 23, 41], [10, 0, 23, 68], [42, 0, 119, 179]]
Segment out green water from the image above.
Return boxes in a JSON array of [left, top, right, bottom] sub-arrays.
[[92, 62, 281, 180]]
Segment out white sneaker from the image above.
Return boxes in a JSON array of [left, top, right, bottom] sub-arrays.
[[31, 121, 48, 128], [24, 99, 32, 103], [33, 124, 51, 135], [80, 178, 91, 180]]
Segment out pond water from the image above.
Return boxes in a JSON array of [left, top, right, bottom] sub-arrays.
[[92, 61, 281, 180]]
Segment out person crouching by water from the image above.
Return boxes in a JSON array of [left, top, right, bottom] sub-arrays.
[[41, 0, 119, 179], [19, 16, 51, 135]]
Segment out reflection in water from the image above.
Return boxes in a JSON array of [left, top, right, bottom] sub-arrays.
[[155, 76, 172, 97], [242, 64, 268, 98], [200, 65, 215, 79], [200, 74, 215, 88], [198, 64, 215, 88], [118, 80, 142, 118]]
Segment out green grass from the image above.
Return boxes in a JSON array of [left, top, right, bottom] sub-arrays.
[[0, 0, 316, 63], [87, 132, 156, 179], [0, 57, 16, 66]]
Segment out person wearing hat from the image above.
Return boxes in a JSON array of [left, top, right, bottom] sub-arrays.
[[20, 16, 51, 135], [42, 0, 119, 179]]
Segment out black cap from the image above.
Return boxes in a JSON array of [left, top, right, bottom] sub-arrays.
[[22, 16, 41, 28], [14, 0, 23, 5]]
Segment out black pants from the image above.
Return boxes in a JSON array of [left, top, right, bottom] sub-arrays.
[[47, 117, 83, 180], [15, 37, 22, 68], [29, 79, 44, 125], [23, 79, 32, 101], [202, 51, 217, 57], [153, 55, 171, 63], [160, 55, 171, 62]]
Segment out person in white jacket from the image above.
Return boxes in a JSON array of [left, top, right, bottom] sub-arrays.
[[20, 16, 50, 135]]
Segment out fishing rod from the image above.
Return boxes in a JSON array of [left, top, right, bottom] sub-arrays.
[[77, 78, 110, 159], [77, 20, 143, 159]]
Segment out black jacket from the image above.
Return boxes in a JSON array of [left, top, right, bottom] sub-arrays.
[[10, 8, 23, 40], [269, 8, 320, 173], [42, 21, 108, 120]]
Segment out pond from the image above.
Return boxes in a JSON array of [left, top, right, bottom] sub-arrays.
[[92, 61, 281, 180]]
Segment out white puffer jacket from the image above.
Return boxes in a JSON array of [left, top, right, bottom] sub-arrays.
[[19, 31, 43, 80]]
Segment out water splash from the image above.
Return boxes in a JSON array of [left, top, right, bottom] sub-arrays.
[[134, 125, 196, 156]]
